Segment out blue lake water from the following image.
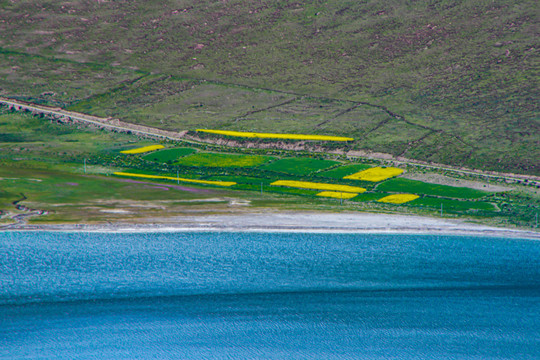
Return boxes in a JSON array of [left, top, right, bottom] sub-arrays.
[[1, 231, 539, 359]]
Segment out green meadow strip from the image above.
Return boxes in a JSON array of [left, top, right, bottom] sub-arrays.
[[377, 178, 490, 199]]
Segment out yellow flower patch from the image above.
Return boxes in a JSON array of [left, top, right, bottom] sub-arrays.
[[316, 191, 358, 199], [197, 129, 353, 142], [113, 172, 236, 187], [271, 180, 366, 193], [344, 167, 404, 182], [120, 145, 165, 154], [377, 194, 419, 204]]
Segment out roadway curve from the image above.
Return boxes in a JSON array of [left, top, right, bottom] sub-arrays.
[[0, 96, 187, 141]]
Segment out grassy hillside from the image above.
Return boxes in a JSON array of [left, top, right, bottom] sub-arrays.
[[0, 0, 537, 174]]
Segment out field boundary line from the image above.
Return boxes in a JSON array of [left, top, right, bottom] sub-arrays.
[[232, 97, 298, 123]]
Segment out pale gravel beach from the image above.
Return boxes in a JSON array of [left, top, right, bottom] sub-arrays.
[[7, 212, 540, 240]]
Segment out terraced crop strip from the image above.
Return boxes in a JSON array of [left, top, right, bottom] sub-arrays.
[[377, 194, 420, 204], [316, 191, 358, 199], [113, 172, 236, 186], [176, 153, 274, 168], [271, 180, 366, 193], [344, 167, 404, 182], [142, 148, 197, 163], [120, 145, 164, 154], [197, 129, 354, 141], [260, 158, 340, 176]]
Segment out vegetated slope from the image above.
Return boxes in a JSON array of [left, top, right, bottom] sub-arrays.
[[0, 0, 537, 175]]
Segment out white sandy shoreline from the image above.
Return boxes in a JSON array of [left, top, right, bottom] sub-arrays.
[[4, 212, 539, 240]]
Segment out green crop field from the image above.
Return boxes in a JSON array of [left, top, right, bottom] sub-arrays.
[[348, 192, 393, 203], [259, 158, 340, 176], [176, 152, 274, 168], [317, 164, 373, 179], [142, 148, 197, 163], [376, 178, 490, 199]]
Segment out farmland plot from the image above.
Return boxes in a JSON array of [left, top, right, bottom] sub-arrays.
[[376, 178, 489, 199], [344, 167, 404, 182], [176, 153, 274, 168], [120, 145, 164, 154], [318, 164, 373, 179], [260, 158, 340, 176], [271, 180, 366, 193]]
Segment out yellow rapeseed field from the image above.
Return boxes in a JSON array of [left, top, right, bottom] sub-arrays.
[[377, 194, 419, 204], [316, 191, 358, 199], [271, 180, 366, 193], [113, 172, 236, 186], [344, 167, 403, 182], [196, 129, 354, 142], [120, 145, 165, 154]]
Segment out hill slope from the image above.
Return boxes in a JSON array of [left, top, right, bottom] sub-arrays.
[[0, 0, 538, 174]]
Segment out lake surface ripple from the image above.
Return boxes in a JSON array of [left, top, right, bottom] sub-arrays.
[[1, 232, 539, 359]]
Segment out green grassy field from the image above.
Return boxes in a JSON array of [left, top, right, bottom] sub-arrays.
[[212, 176, 275, 185], [112, 168, 202, 180], [347, 191, 496, 212], [409, 197, 498, 212], [376, 178, 490, 199], [232, 183, 320, 197], [142, 147, 197, 163], [0, 107, 139, 159], [0, 0, 537, 175], [259, 158, 340, 176], [176, 152, 274, 168], [0, 165, 236, 223]]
